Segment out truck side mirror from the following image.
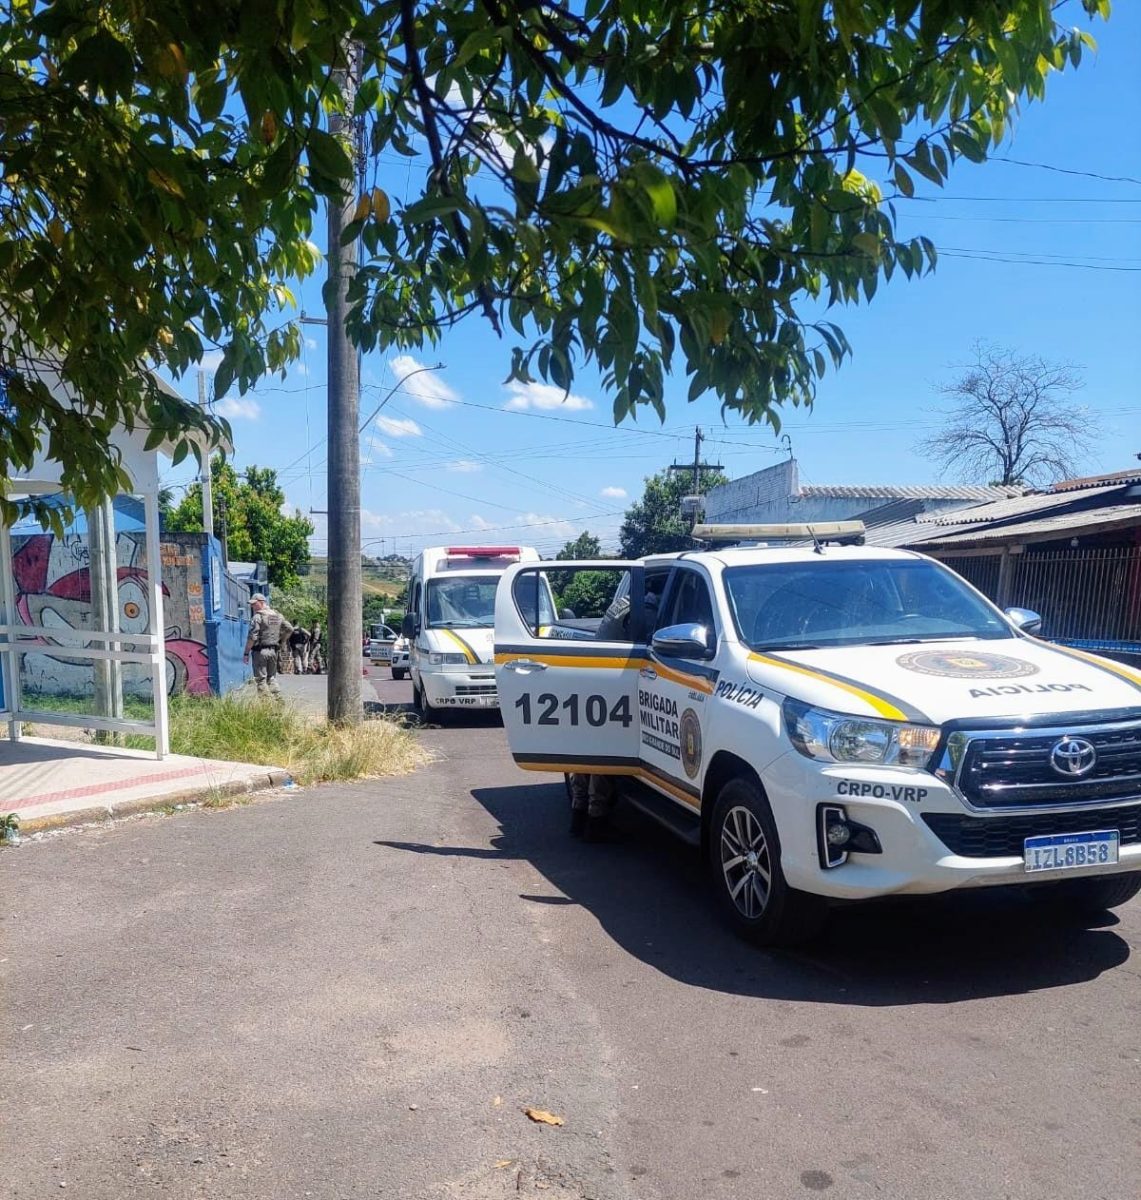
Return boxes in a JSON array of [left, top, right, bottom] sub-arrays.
[[401, 612, 419, 639], [652, 622, 715, 660], [1004, 607, 1042, 635]]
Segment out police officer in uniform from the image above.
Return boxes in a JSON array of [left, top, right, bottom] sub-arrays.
[[243, 595, 293, 697]]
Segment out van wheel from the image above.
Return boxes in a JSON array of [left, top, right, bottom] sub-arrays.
[[413, 680, 443, 725], [392, 668, 406, 681], [708, 777, 827, 947], [1038, 872, 1141, 914]]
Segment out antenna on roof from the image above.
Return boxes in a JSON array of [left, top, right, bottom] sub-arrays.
[[810, 527, 824, 555]]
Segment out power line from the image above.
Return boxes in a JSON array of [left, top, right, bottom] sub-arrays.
[[989, 156, 1141, 188], [939, 250, 1141, 271]]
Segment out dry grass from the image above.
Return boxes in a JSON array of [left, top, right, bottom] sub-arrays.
[[128, 693, 428, 786]]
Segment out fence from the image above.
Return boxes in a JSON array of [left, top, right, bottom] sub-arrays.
[[940, 546, 1141, 657]]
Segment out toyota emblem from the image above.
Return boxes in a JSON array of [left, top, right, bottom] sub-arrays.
[[1049, 737, 1097, 778]]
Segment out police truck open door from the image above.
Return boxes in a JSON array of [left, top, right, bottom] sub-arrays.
[[494, 562, 645, 776]]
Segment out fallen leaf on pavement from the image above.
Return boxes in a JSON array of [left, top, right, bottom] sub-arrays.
[[493, 1160, 512, 1169], [523, 1108, 564, 1126]]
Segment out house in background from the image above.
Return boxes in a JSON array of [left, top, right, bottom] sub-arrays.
[[704, 458, 1026, 529]]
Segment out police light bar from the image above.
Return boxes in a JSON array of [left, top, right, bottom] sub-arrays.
[[445, 546, 521, 559], [691, 521, 866, 545]]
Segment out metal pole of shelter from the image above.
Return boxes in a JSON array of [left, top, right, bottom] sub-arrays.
[[0, 520, 22, 743], [143, 490, 170, 758]]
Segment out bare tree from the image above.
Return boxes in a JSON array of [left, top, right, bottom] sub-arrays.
[[924, 344, 1092, 487]]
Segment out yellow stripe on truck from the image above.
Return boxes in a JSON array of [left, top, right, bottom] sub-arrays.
[[495, 652, 648, 670], [1045, 643, 1141, 689], [747, 652, 908, 721], [493, 651, 714, 693], [440, 629, 478, 664]]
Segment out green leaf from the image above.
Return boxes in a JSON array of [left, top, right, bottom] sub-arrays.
[[632, 162, 677, 228], [403, 195, 463, 224], [893, 162, 915, 196], [306, 128, 354, 183], [453, 25, 501, 69]]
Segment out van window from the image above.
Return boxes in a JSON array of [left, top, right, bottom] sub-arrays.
[[426, 575, 498, 628]]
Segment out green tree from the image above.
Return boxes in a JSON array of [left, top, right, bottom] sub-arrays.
[[552, 530, 608, 617], [619, 469, 728, 558], [0, 2, 1109, 524], [556, 532, 603, 560], [168, 457, 313, 587]]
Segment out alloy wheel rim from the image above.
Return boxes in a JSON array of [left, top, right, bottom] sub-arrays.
[[720, 805, 772, 919]]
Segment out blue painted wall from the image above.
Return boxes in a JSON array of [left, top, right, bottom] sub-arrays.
[[199, 535, 252, 694]]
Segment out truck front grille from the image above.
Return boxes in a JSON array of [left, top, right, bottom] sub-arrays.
[[956, 720, 1141, 809], [923, 805, 1141, 858]]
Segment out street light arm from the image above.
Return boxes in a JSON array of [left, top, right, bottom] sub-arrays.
[[359, 363, 446, 435]]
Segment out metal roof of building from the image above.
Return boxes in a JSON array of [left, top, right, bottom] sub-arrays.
[[1051, 467, 1141, 493], [800, 483, 1026, 501], [916, 503, 1141, 549], [913, 483, 1124, 527]]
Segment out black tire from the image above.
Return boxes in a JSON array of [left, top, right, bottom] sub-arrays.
[[392, 668, 406, 681], [413, 678, 444, 724], [708, 776, 828, 947], [1039, 872, 1141, 914]]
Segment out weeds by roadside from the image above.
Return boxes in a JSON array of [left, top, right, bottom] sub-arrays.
[[125, 693, 427, 786]]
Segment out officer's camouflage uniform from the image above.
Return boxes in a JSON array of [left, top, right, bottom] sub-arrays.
[[245, 605, 293, 696]]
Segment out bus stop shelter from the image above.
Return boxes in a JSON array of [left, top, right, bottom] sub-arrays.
[[0, 369, 194, 759]]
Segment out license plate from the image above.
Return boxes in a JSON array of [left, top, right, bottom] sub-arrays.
[[1023, 830, 1119, 873]]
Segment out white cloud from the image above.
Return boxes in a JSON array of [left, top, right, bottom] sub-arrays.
[[374, 414, 422, 438], [446, 459, 483, 473], [215, 396, 261, 421], [600, 486, 627, 499], [198, 351, 225, 371], [305, 337, 318, 351], [293, 361, 309, 378], [504, 380, 593, 411], [363, 437, 394, 461], [390, 354, 458, 408]]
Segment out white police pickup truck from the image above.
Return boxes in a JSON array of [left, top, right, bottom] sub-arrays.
[[494, 524, 1141, 945]]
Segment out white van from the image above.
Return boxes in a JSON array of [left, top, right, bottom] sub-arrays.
[[403, 546, 541, 718]]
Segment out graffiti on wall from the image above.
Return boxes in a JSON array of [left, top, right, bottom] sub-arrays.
[[11, 531, 210, 699]]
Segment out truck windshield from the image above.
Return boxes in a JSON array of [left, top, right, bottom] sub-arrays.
[[426, 576, 499, 628], [723, 559, 1013, 650]]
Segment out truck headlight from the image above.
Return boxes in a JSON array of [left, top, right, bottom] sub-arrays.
[[428, 651, 467, 666], [784, 699, 939, 769]]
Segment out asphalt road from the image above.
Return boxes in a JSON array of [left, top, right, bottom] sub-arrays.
[[3, 669, 1139, 1198]]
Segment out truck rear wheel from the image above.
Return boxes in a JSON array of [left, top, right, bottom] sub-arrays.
[[1038, 872, 1141, 914], [708, 777, 827, 947]]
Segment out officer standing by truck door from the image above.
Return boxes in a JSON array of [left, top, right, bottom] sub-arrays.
[[243, 594, 293, 697]]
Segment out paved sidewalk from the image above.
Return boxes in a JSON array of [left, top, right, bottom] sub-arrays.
[[0, 736, 289, 832]]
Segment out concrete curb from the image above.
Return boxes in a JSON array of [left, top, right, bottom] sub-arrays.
[[15, 769, 292, 835]]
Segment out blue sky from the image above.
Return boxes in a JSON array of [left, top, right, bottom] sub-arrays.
[[163, 6, 1141, 557]]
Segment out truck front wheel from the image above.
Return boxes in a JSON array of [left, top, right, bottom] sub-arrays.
[[708, 777, 827, 947]]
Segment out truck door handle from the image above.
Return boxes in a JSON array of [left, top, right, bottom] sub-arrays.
[[502, 659, 548, 672]]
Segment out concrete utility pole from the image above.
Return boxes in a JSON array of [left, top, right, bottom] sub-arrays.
[[197, 370, 214, 537], [669, 426, 724, 492], [669, 427, 724, 528], [326, 41, 363, 725]]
